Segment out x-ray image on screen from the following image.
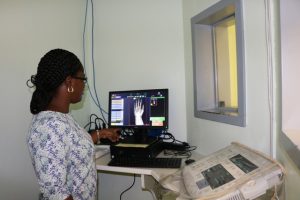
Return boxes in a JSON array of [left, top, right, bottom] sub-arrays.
[[108, 89, 168, 129]]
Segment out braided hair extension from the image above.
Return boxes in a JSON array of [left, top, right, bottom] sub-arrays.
[[27, 49, 83, 114]]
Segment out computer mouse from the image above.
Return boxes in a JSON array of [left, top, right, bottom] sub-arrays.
[[185, 159, 195, 165]]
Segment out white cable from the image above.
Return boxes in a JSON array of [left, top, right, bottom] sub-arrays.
[[264, 0, 275, 158]]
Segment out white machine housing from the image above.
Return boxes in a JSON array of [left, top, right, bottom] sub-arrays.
[[161, 142, 284, 200]]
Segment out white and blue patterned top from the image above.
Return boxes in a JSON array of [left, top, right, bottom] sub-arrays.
[[27, 111, 97, 200]]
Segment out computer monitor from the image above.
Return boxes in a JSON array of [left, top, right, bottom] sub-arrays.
[[108, 88, 168, 143]]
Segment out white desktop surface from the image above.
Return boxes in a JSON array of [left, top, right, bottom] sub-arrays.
[[95, 150, 203, 200]]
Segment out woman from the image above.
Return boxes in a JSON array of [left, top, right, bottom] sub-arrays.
[[27, 49, 119, 200]]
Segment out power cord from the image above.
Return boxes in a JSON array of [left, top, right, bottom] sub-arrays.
[[84, 113, 107, 133], [82, 0, 108, 123], [160, 131, 197, 158], [120, 174, 136, 200]]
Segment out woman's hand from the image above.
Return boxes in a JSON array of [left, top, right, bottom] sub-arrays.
[[91, 128, 120, 144], [98, 128, 120, 142]]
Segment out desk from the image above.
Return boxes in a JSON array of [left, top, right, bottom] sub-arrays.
[[95, 152, 203, 200], [96, 154, 178, 199]]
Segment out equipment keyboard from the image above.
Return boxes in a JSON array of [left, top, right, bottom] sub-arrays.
[[108, 157, 182, 168]]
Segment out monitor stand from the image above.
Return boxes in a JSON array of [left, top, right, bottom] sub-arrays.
[[110, 128, 163, 159], [123, 128, 159, 145]]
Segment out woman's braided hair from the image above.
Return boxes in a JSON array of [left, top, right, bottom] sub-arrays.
[[27, 49, 83, 114]]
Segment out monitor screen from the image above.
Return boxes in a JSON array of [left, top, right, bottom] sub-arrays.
[[108, 89, 168, 130]]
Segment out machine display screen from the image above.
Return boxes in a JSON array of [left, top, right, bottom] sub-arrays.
[[230, 154, 258, 174], [201, 164, 235, 189]]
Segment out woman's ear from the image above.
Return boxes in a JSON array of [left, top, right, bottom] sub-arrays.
[[64, 76, 73, 88]]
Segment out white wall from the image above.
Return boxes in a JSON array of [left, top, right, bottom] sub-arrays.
[[183, 0, 272, 155], [281, 0, 300, 131], [86, 1, 186, 199], [88, 0, 186, 142], [0, 1, 89, 199], [278, 0, 300, 199]]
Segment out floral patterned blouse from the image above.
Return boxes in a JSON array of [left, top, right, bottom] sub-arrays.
[[27, 111, 97, 200]]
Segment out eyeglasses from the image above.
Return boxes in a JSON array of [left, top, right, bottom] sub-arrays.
[[72, 76, 88, 83]]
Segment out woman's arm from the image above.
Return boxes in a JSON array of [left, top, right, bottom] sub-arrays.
[[28, 119, 72, 199]]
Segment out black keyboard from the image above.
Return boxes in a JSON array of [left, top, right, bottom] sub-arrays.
[[108, 157, 182, 168]]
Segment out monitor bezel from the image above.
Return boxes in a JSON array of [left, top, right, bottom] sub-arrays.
[[108, 88, 169, 130]]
